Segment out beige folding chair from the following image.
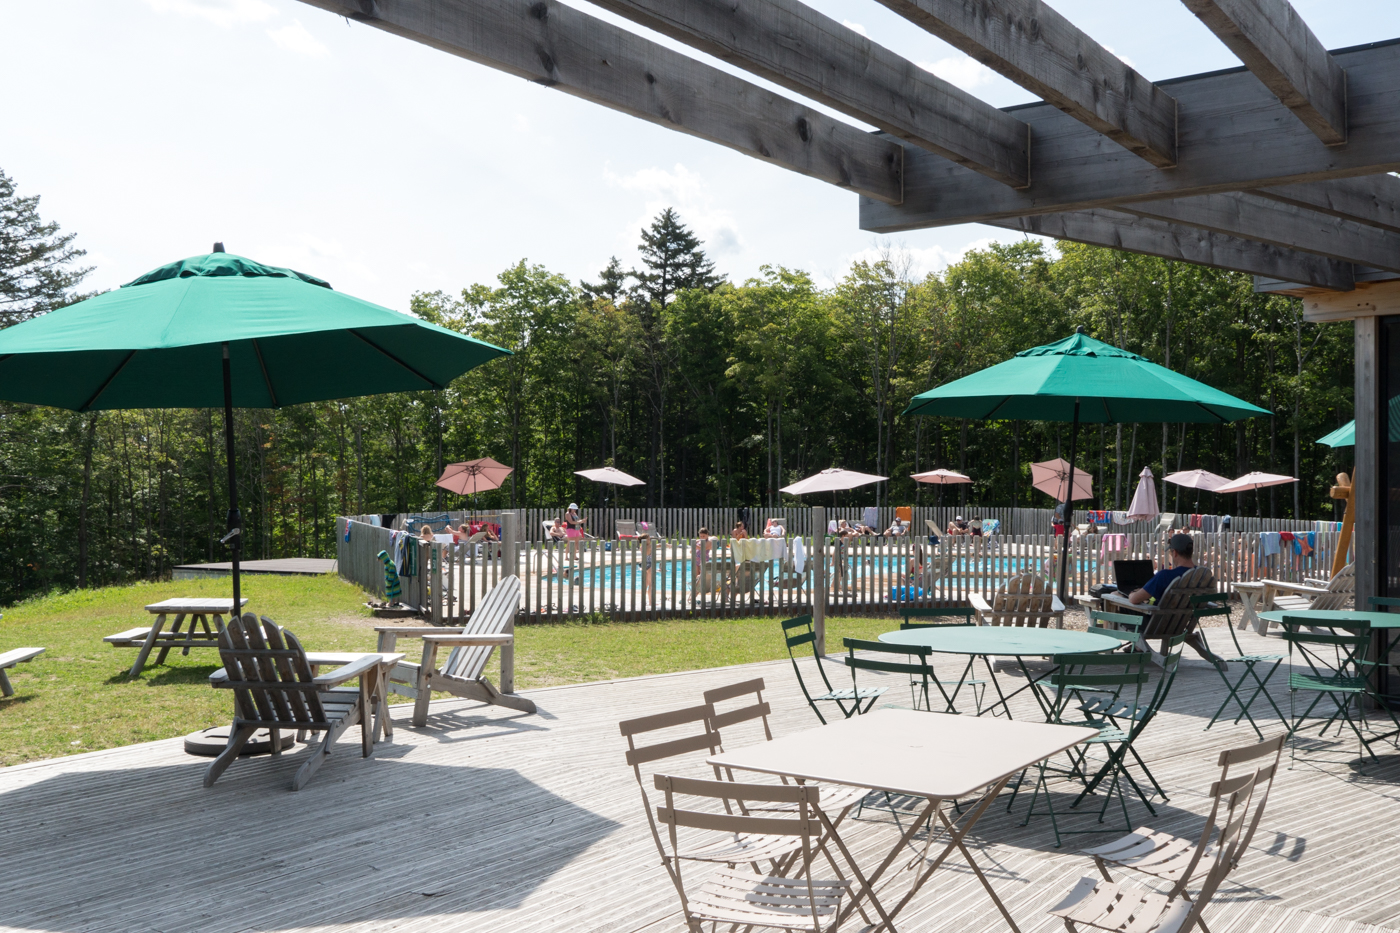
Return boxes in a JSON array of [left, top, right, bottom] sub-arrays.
[[620, 704, 804, 872], [1047, 761, 1269, 932], [1078, 734, 1284, 900], [653, 775, 851, 933], [703, 679, 869, 816], [969, 573, 1065, 628]]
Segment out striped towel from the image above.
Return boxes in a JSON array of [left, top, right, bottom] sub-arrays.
[[377, 549, 402, 601]]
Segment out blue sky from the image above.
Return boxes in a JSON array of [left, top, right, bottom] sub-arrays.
[[4, 0, 1399, 309]]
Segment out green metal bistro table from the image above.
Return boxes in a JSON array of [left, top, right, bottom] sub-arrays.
[[879, 627, 1124, 720], [1259, 608, 1400, 703]]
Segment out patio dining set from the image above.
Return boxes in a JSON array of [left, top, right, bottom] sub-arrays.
[[620, 555, 1400, 933]]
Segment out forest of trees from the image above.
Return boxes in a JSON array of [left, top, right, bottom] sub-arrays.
[[0, 169, 1356, 604]]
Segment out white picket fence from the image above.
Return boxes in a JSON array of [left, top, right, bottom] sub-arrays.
[[337, 514, 1345, 624]]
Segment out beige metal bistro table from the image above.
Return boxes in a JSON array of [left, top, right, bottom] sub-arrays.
[[710, 708, 1097, 933], [105, 597, 249, 678]]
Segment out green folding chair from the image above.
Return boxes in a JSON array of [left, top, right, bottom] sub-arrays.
[[1192, 592, 1285, 740], [842, 637, 938, 713], [1012, 648, 1153, 848], [899, 605, 985, 713], [1280, 615, 1399, 768], [780, 615, 885, 724]]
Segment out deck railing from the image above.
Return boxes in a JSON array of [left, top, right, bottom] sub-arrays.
[[336, 513, 1344, 624]]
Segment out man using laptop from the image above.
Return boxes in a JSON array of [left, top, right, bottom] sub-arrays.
[[1129, 533, 1195, 605]]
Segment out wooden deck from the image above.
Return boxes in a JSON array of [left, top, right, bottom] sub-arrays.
[[2, 626, 1398, 933]]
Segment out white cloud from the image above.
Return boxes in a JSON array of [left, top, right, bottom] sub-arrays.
[[143, 0, 276, 28], [267, 19, 330, 58], [918, 55, 999, 91], [1103, 44, 1135, 68], [605, 164, 744, 258], [841, 19, 869, 37], [843, 237, 1001, 280]]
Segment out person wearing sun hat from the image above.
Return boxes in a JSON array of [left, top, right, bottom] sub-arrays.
[[563, 503, 584, 532]]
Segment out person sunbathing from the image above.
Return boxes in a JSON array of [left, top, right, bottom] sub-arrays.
[[418, 524, 436, 543], [547, 520, 567, 542], [946, 515, 970, 536], [731, 520, 749, 540], [763, 518, 785, 537], [884, 517, 907, 536]]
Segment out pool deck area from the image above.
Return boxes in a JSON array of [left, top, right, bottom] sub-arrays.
[[2, 624, 1398, 933]]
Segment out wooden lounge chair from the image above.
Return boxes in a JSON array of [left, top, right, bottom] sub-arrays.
[[375, 575, 535, 726], [0, 647, 44, 697], [1257, 563, 1354, 630], [205, 614, 380, 791], [969, 573, 1065, 628], [1108, 567, 1222, 666]]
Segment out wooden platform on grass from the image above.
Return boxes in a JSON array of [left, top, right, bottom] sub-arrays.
[[2, 626, 1398, 933], [171, 558, 338, 579]]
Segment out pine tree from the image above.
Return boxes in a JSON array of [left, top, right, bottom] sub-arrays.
[[631, 207, 722, 312], [0, 168, 91, 326], [582, 256, 628, 303]]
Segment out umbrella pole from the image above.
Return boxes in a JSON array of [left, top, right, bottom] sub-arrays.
[[222, 343, 243, 622], [1058, 400, 1080, 604]]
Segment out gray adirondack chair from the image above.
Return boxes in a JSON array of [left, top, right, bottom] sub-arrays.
[[375, 575, 535, 725], [206, 615, 379, 791], [1112, 566, 1222, 666]]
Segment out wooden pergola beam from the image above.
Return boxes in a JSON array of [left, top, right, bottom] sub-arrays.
[[874, 0, 1178, 167], [294, 0, 904, 204], [861, 40, 1400, 232], [1181, 0, 1347, 144], [1256, 175, 1400, 233], [1122, 192, 1400, 272], [586, 0, 1030, 188], [989, 209, 1355, 290]]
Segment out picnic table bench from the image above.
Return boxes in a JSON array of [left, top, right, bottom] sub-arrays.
[[0, 647, 45, 697], [105, 597, 247, 678]]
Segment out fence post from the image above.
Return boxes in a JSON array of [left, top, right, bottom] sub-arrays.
[[501, 510, 518, 694], [812, 506, 826, 655], [431, 543, 444, 626]]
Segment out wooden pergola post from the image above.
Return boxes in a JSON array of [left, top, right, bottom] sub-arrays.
[[812, 505, 826, 655], [501, 509, 518, 694], [1354, 317, 1380, 610]]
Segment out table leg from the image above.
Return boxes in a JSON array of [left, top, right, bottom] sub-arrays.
[[831, 797, 938, 930], [873, 777, 1019, 933], [1240, 591, 1265, 634], [129, 614, 167, 678], [180, 613, 205, 656], [155, 613, 186, 665]]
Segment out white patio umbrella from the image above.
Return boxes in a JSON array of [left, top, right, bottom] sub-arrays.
[[910, 468, 973, 484], [1164, 468, 1230, 511], [1126, 466, 1159, 521], [780, 468, 888, 495], [575, 465, 645, 509]]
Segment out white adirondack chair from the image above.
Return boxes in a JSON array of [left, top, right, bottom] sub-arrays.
[[1258, 563, 1354, 631], [375, 575, 535, 725]]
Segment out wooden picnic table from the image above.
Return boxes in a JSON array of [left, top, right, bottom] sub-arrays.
[[105, 597, 248, 679]]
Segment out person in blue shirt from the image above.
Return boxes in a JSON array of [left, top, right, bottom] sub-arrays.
[[1129, 533, 1196, 605]]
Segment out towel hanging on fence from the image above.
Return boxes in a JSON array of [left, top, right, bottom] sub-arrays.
[[1299, 532, 1314, 557], [1111, 511, 1134, 525], [391, 531, 406, 573], [377, 549, 402, 601], [1258, 532, 1281, 558], [863, 506, 880, 530], [793, 536, 806, 574], [1200, 515, 1217, 533], [343, 521, 351, 543]]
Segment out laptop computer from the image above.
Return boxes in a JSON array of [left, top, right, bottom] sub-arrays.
[[1112, 559, 1156, 594]]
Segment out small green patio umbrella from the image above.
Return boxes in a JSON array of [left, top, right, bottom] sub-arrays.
[[0, 248, 509, 612], [904, 328, 1269, 599]]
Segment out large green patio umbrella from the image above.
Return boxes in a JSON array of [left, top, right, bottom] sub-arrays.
[[0, 248, 508, 611], [904, 329, 1269, 599]]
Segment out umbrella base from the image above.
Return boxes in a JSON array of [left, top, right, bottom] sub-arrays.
[[184, 726, 298, 757]]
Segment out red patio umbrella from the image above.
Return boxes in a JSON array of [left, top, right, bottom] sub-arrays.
[[436, 458, 513, 508]]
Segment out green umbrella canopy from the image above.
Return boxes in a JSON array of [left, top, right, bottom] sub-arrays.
[[0, 252, 508, 410], [903, 332, 1269, 423], [1314, 397, 1400, 448]]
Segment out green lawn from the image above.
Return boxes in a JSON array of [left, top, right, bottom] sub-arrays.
[[0, 574, 904, 766]]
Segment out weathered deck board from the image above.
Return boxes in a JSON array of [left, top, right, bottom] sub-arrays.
[[1, 626, 1397, 933]]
